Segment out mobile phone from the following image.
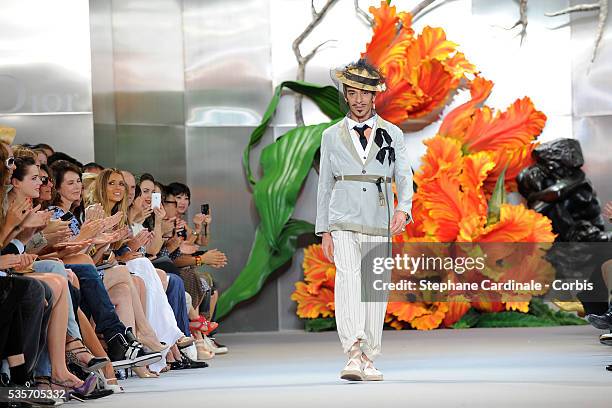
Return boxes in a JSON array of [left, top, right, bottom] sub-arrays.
[[60, 212, 73, 221], [151, 192, 162, 209], [201, 204, 209, 215], [175, 219, 187, 239]]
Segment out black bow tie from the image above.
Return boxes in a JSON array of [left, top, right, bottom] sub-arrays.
[[374, 128, 396, 165], [353, 124, 370, 150]]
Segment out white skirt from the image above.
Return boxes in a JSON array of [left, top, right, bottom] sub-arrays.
[[126, 257, 183, 372]]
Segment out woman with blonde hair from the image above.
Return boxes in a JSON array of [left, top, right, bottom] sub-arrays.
[[86, 168, 185, 373]]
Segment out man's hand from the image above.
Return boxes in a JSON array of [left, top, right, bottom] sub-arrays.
[[161, 217, 176, 236], [201, 249, 227, 268], [390, 210, 407, 236], [322, 232, 334, 263]]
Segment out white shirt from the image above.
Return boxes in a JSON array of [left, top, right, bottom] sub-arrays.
[[346, 114, 377, 164]]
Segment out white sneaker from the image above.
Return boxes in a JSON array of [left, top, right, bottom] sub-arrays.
[[361, 355, 383, 381]]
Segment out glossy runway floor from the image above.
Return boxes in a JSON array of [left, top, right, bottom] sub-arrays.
[[88, 326, 611, 408]]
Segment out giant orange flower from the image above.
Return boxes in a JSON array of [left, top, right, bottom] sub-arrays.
[[363, 1, 477, 128]]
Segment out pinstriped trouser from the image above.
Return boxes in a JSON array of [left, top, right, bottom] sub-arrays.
[[332, 230, 390, 361]]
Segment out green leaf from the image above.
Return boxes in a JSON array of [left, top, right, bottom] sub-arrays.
[[486, 165, 507, 226], [243, 81, 346, 185], [529, 298, 588, 326], [255, 120, 339, 250], [305, 317, 337, 332], [451, 308, 481, 329], [216, 219, 314, 319], [476, 311, 557, 328]]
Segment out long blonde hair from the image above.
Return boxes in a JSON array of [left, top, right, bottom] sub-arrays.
[[86, 168, 129, 228]]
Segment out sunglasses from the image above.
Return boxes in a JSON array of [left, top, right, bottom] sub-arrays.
[[40, 176, 52, 186], [5, 156, 14, 169]]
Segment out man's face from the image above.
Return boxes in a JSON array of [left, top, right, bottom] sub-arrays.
[[121, 171, 136, 206], [164, 194, 178, 219], [344, 86, 375, 119]]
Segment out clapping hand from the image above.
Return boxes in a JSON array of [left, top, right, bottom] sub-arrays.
[[201, 249, 227, 268], [85, 203, 105, 222], [13, 253, 38, 272], [127, 230, 153, 251], [0, 254, 22, 270], [5, 198, 34, 230]]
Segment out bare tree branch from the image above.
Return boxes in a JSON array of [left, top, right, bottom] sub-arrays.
[[354, 0, 373, 26], [292, 0, 339, 126], [411, 0, 439, 21], [546, 0, 608, 63], [507, 0, 528, 45]]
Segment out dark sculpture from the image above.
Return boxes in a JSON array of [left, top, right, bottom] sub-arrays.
[[517, 138, 612, 242]]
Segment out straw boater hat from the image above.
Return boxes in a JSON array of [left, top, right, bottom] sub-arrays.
[[0, 126, 16, 145], [335, 59, 386, 92]]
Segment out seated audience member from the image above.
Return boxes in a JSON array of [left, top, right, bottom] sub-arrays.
[[83, 162, 104, 174]]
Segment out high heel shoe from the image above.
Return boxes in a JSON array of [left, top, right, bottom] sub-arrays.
[[51, 372, 98, 397], [65, 338, 110, 372], [132, 366, 159, 378], [195, 339, 215, 361], [139, 336, 171, 353], [189, 315, 219, 336], [177, 336, 195, 349]]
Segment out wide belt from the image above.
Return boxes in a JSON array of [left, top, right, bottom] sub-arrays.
[[334, 175, 391, 183], [333, 175, 391, 206]]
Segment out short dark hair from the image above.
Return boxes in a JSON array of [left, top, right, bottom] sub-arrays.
[[47, 152, 83, 168], [83, 162, 104, 172], [34, 143, 54, 153], [166, 182, 191, 200]]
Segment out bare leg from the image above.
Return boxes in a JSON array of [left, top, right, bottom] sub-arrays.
[[30, 274, 83, 386], [156, 269, 168, 291], [208, 289, 218, 321], [134, 275, 147, 316]]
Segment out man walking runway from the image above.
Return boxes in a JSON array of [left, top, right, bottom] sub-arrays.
[[315, 60, 413, 381]]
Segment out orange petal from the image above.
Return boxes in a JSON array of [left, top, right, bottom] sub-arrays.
[[504, 301, 530, 313], [406, 59, 459, 120], [405, 26, 458, 72], [386, 301, 430, 322], [443, 301, 471, 327], [460, 151, 496, 214], [410, 302, 449, 330], [414, 135, 463, 185], [438, 76, 494, 140], [478, 204, 555, 243], [291, 282, 335, 319], [364, 2, 413, 68], [302, 244, 336, 293], [484, 144, 536, 195], [463, 97, 547, 153], [420, 174, 469, 242]]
